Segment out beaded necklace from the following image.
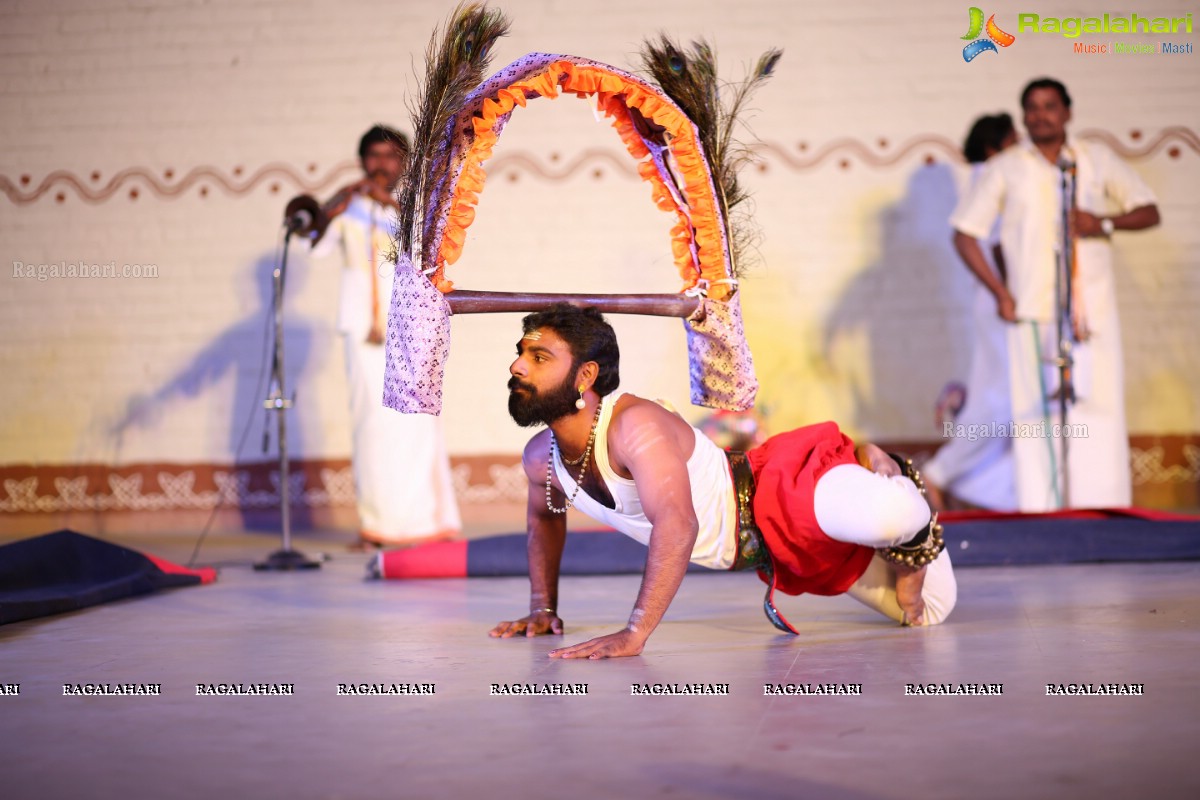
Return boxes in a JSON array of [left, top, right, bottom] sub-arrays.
[[546, 402, 604, 514]]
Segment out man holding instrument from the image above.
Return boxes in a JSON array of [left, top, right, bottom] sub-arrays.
[[949, 78, 1159, 511], [489, 304, 956, 659], [312, 125, 461, 549]]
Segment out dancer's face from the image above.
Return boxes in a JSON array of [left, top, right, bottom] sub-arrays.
[[508, 328, 582, 427]]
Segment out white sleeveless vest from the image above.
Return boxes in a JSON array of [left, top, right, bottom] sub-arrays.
[[553, 393, 738, 570]]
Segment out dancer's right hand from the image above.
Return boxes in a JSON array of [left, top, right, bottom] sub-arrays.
[[489, 611, 563, 638]]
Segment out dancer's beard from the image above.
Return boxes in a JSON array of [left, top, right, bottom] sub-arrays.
[[507, 373, 581, 428]]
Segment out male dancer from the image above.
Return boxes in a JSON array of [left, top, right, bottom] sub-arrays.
[[490, 304, 955, 659]]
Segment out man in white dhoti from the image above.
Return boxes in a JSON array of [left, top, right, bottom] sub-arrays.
[[947, 79, 1160, 511], [924, 113, 1017, 511], [313, 126, 461, 546]]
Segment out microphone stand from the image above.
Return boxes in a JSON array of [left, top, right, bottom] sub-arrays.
[[255, 219, 320, 571], [1052, 158, 1078, 509]]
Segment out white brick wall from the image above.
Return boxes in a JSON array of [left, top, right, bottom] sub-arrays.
[[2, 0, 1196, 468]]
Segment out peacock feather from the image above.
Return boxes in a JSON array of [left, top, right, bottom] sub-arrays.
[[397, 2, 511, 263], [639, 37, 781, 277]]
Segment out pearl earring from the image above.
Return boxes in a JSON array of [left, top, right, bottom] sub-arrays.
[[575, 386, 586, 410]]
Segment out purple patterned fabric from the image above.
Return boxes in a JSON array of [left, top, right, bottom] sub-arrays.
[[383, 254, 452, 414], [685, 294, 758, 411]]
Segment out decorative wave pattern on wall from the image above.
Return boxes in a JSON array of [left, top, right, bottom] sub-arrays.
[[1, 445, 1194, 514], [0, 162, 362, 206], [0, 462, 528, 514], [3, 128, 1195, 206]]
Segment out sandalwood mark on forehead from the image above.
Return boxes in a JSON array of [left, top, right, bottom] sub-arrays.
[[522, 329, 543, 341]]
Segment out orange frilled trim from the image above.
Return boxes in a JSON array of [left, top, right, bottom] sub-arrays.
[[431, 60, 730, 297]]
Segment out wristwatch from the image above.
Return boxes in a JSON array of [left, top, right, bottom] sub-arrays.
[[1100, 217, 1115, 237]]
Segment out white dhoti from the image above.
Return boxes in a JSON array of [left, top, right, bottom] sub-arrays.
[[949, 136, 1153, 511], [923, 285, 1017, 510], [345, 337, 461, 542], [313, 193, 463, 543], [1007, 288, 1130, 511]]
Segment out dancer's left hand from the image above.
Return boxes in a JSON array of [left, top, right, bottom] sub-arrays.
[[548, 629, 646, 660]]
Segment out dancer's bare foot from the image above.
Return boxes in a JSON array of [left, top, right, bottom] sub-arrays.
[[893, 563, 928, 626], [856, 443, 901, 477]]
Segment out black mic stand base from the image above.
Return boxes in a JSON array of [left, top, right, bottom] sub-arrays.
[[254, 548, 321, 571]]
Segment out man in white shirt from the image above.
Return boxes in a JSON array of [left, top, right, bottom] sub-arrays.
[[949, 78, 1160, 511], [924, 113, 1017, 511], [313, 126, 461, 547]]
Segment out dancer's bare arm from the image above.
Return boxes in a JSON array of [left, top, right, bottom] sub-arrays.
[[549, 402, 698, 659], [489, 430, 567, 638]]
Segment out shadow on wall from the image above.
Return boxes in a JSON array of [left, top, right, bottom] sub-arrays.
[[823, 162, 973, 439], [111, 251, 318, 531], [1113, 232, 1197, 434]]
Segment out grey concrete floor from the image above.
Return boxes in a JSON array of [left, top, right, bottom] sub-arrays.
[[1, 528, 1199, 800]]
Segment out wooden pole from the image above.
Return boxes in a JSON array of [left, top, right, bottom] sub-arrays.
[[444, 290, 701, 318]]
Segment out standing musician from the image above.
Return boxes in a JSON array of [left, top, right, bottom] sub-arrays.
[[311, 125, 461, 549], [950, 78, 1160, 511]]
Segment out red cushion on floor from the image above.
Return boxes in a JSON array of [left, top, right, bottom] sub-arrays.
[[379, 541, 468, 578]]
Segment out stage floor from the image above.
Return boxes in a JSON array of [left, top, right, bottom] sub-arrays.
[[2, 532, 1198, 800]]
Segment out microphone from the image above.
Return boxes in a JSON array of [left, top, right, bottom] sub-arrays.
[[283, 194, 323, 235]]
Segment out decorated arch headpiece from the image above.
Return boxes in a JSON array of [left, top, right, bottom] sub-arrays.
[[384, 3, 778, 416]]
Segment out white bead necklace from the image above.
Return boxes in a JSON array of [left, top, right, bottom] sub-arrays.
[[546, 402, 604, 514]]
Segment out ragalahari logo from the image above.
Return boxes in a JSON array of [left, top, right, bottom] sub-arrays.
[[962, 7, 1016, 61]]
